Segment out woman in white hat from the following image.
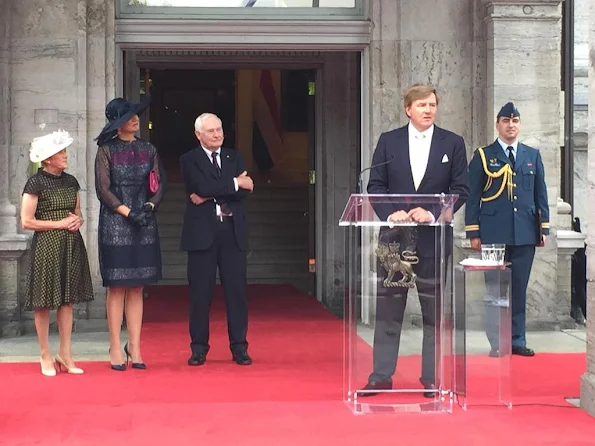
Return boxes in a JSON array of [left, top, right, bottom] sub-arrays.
[[21, 130, 94, 376]]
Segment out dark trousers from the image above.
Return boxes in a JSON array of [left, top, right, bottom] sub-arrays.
[[485, 244, 535, 348], [187, 219, 248, 355], [369, 256, 438, 385]]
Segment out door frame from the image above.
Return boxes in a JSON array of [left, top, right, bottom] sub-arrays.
[[115, 42, 369, 303]]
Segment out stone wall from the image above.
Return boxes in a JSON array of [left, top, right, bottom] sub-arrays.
[[0, 0, 578, 334], [0, 0, 115, 333], [364, 0, 569, 329], [579, 0, 595, 417], [482, 0, 569, 329], [573, 0, 590, 233]]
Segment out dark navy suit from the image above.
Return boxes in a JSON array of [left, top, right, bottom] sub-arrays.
[[367, 124, 469, 385], [180, 146, 251, 357], [465, 139, 549, 348]]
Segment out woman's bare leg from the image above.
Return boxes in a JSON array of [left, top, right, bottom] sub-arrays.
[[34, 309, 52, 370], [56, 304, 77, 367], [107, 287, 126, 365], [124, 287, 144, 363]]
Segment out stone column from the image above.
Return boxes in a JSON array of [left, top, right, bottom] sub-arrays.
[[365, 0, 476, 322], [580, 0, 595, 417], [81, 0, 116, 326], [320, 51, 360, 312], [4, 0, 114, 331], [0, 0, 17, 235], [573, 0, 590, 229], [0, 0, 30, 336], [482, 0, 572, 329]]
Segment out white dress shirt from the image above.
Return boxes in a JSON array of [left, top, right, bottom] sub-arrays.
[[408, 122, 434, 190], [401, 122, 435, 223], [201, 146, 238, 216]]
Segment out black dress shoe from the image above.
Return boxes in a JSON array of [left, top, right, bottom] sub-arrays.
[[232, 352, 252, 365], [420, 380, 437, 399], [512, 346, 535, 357], [489, 348, 501, 358], [357, 380, 392, 397], [188, 353, 206, 366]]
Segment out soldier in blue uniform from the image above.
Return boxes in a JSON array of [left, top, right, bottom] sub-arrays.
[[465, 102, 549, 357]]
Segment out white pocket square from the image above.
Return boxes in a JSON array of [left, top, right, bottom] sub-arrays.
[[441, 154, 449, 163]]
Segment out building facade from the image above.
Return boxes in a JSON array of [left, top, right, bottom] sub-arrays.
[[573, 0, 589, 230], [582, 0, 595, 416], [0, 0, 586, 341]]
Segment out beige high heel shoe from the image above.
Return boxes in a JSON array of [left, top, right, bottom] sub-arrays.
[[40, 357, 56, 377], [55, 354, 84, 375]]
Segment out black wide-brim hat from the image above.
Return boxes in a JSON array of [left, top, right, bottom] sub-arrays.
[[94, 96, 151, 142]]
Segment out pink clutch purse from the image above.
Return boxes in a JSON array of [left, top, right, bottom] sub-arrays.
[[149, 169, 159, 194]]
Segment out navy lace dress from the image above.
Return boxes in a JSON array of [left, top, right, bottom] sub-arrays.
[[95, 138, 164, 288]]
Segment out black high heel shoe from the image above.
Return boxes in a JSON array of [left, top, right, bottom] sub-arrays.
[[109, 347, 126, 372], [124, 343, 146, 370]]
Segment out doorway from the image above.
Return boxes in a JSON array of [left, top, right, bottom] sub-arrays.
[[147, 69, 237, 182], [120, 49, 361, 307], [125, 64, 316, 294]]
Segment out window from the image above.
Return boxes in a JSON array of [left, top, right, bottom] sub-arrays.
[[118, 0, 364, 20]]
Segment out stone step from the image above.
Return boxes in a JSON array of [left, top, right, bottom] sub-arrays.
[[154, 183, 311, 284], [159, 232, 309, 248], [159, 249, 308, 266], [163, 263, 309, 280], [157, 209, 308, 226], [165, 182, 308, 195], [159, 239, 310, 253], [156, 277, 311, 286], [157, 199, 308, 213], [156, 219, 308, 238]]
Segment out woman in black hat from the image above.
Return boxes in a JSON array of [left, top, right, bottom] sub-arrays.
[[94, 97, 164, 371]]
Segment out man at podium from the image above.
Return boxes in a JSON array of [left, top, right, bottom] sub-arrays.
[[361, 84, 469, 397]]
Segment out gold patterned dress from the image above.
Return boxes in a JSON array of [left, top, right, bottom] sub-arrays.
[[23, 169, 94, 310]]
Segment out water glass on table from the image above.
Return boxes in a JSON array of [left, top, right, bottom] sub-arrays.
[[481, 243, 505, 265]]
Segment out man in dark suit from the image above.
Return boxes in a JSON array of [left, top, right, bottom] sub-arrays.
[[465, 102, 549, 357], [179, 112, 254, 366], [361, 84, 469, 397]]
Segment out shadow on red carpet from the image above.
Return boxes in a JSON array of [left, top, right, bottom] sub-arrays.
[[0, 284, 592, 446]]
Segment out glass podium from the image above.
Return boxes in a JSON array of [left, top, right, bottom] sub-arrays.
[[339, 194, 458, 414], [453, 264, 512, 409]]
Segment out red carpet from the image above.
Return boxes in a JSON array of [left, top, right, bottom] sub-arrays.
[[0, 285, 593, 446]]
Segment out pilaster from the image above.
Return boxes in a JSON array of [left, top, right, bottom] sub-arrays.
[[580, 0, 595, 417], [482, 0, 564, 328], [0, 0, 18, 235]]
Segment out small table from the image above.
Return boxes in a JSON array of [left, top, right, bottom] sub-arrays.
[[453, 264, 512, 409]]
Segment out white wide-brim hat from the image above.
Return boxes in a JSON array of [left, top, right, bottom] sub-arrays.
[[29, 130, 74, 163]]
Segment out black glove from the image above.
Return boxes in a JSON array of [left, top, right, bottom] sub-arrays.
[[142, 202, 155, 213], [127, 210, 150, 227]]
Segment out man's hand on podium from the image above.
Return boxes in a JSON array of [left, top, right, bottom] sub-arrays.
[[407, 207, 433, 223], [388, 210, 411, 222]]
